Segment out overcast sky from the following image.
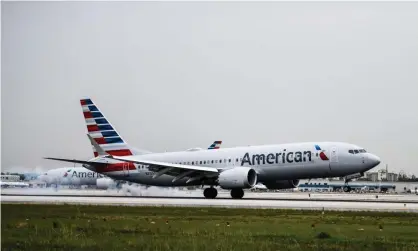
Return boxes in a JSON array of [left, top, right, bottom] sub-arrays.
[[2, 2, 418, 174]]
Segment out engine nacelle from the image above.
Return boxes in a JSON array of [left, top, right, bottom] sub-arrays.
[[218, 167, 257, 189], [96, 178, 116, 190], [263, 179, 300, 190]]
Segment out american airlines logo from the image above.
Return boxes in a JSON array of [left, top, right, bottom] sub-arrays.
[[63, 170, 105, 179], [240, 146, 328, 166]]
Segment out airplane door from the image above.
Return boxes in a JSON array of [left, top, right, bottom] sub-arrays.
[[329, 146, 339, 170], [123, 163, 130, 177]]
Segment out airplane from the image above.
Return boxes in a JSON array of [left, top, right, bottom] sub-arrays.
[[0, 181, 30, 188], [39, 141, 223, 188], [0, 174, 30, 188], [46, 98, 381, 199]]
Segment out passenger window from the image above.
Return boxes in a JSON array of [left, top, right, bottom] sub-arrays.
[[211, 160, 214, 164], [236, 158, 238, 162], [192, 162, 194, 165], [203, 161, 206, 164], [349, 150, 354, 154], [220, 160, 222, 163], [229, 159, 231, 163]]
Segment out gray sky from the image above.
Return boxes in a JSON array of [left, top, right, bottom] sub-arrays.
[[2, 2, 418, 174]]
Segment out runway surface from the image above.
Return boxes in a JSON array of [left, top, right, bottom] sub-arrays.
[[1, 188, 418, 212], [2, 187, 418, 202], [2, 195, 418, 212]]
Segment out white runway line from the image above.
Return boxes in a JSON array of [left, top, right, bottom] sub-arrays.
[[1, 195, 417, 212]]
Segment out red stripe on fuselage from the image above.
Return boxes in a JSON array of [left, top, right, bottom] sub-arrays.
[[95, 162, 136, 172], [93, 149, 133, 156]]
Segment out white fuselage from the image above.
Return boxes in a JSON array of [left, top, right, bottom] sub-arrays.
[[87, 142, 380, 187]]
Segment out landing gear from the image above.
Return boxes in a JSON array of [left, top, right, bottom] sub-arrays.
[[343, 178, 352, 193], [230, 188, 244, 199], [343, 186, 352, 192], [203, 187, 218, 199]]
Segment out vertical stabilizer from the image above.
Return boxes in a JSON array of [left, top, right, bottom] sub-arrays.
[[80, 98, 134, 157]]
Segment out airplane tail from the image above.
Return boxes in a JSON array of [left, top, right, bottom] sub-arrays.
[[208, 141, 222, 150], [80, 98, 135, 157]]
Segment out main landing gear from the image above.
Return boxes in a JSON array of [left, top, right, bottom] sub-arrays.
[[230, 188, 244, 199], [203, 187, 218, 199], [203, 187, 245, 199]]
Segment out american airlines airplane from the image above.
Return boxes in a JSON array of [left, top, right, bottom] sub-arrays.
[[39, 141, 223, 189], [46, 98, 381, 199]]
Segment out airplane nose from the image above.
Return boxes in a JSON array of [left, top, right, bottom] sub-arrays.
[[368, 154, 381, 168]]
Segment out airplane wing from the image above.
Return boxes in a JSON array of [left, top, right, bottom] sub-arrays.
[[107, 155, 219, 182], [108, 155, 218, 172], [44, 157, 107, 166]]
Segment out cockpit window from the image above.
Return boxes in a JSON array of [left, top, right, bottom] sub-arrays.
[[348, 150, 354, 154], [354, 149, 359, 154], [359, 149, 366, 153]]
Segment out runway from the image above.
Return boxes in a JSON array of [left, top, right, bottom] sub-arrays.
[[2, 187, 418, 203], [1, 190, 418, 213]]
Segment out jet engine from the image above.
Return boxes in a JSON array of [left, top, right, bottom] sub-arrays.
[[96, 178, 117, 190], [263, 179, 300, 190], [218, 167, 257, 189]]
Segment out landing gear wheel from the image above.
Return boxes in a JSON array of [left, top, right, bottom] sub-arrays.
[[230, 188, 244, 199], [343, 186, 351, 192], [203, 187, 218, 199]]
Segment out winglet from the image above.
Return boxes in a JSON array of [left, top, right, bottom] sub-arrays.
[[87, 134, 109, 157]]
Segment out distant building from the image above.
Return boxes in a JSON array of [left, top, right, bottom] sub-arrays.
[[1, 175, 21, 182], [386, 173, 399, 182], [364, 170, 398, 182], [366, 172, 379, 182]]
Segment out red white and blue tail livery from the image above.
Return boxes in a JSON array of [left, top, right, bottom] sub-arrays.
[[208, 141, 222, 150], [81, 98, 134, 157]]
